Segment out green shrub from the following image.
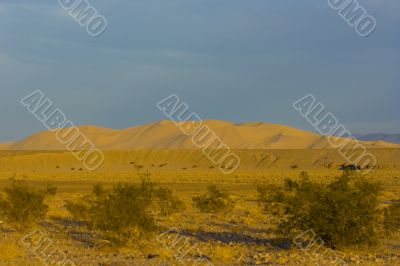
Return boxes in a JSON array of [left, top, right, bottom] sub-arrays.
[[192, 185, 234, 213], [0, 180, 56, 231], [260, 171, 383, 248], [65, 173, 184, 246], [384, 202, 400, 234]]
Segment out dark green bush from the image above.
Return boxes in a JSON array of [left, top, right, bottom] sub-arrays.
[[65, 173, 184, 246], [259, 171, 383, 248], [0, 180, 56, 231], [192, 185, 234, 213]]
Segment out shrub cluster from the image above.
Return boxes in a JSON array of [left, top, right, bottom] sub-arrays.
[[192, 185, 234, 213], [65, 173, 184, 246], [0, 180, 56, 231], [258, 171, 386, 248]]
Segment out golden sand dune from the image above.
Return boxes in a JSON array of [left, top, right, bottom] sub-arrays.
[[0, 123, 399, 173], [0, 142, 14, 150], [4, 120, 399, 151]]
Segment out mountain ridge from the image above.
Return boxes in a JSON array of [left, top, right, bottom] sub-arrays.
[[354, 133, 400, 144]]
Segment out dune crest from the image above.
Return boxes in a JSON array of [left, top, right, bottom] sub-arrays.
[[3, 120, 400, 150]]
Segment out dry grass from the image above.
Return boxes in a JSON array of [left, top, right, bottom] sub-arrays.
[[0, 241, 26, 260], [0, 150, 399, 265]]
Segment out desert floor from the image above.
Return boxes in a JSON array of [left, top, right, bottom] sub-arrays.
[[0, 167, 399, 266]]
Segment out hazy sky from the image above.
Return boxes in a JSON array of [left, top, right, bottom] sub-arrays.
[[0, 0, 399, 141]]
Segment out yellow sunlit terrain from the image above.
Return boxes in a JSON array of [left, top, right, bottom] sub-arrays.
[[0, 146, 399, 265]]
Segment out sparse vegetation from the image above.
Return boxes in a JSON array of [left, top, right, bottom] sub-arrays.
[[0, 168, 399, 265], [135, 164, 144, 170], [192, 185, 234, 213], [65, 173, 184, 246], [384, 202, 400, 234], [0, 180, 56, 231], [259, 171, 384, 248]]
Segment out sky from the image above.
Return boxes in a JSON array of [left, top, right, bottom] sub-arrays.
[[0, 0, 399, 141]]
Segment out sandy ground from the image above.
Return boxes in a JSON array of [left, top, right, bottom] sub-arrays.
[[0, 165, 399, 265]]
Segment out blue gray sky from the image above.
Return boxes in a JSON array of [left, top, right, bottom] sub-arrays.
[[0, 0, 399, 141]]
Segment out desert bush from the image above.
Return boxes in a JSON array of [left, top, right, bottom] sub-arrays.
[[192, 185, 234, 213], [155, 187, 185, 216], [384, 202, 400, 234], [260, 171, 383, 248], [65, 173, 184, 246], [257, 183, 285, 217], [0, 180, 56, 231]]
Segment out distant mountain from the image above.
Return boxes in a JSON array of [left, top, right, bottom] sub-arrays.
[[354, 133, 400, 144], [2, 120, 400, 150]]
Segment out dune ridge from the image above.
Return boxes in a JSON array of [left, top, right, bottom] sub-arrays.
[[3, 120, 400, 150]]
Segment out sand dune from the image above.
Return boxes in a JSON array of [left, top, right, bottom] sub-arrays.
[[0, 142, 14, 150], [3, 120, 400, 150], [0, 149, 399, 173]]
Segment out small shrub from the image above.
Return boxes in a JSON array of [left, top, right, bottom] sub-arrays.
[[193, 185, 234, 213], [135, 165, 144, 170], [65, 173, 184, 246], [339, 164, 360, 171], [154, 187, 185, 216], [260, 171, 383, 248], [257, 183, 284, 203], [256, 183, 285, 216], [0, 180, 56, 231]]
